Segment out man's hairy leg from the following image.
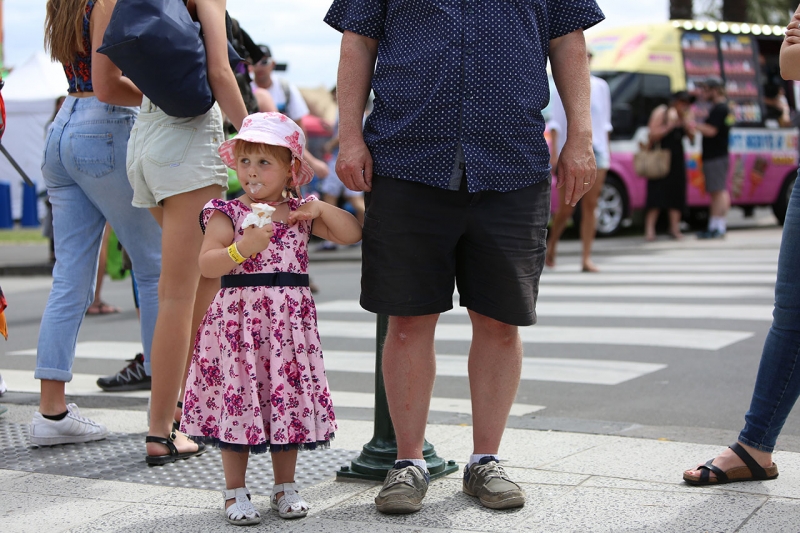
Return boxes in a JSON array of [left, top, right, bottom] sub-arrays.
[[383, 315, 439, 459], [468, 310, 523, 454]]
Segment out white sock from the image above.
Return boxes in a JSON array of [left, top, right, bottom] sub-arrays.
[[708, 217, 721, 232], [396, 458, 428, 472], [468, 453, 499, 467], [717, 218, 727, 233]]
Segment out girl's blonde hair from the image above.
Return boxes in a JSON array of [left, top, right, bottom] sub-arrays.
[[233, 140, 293, 169], [45, 0, 93, 65]]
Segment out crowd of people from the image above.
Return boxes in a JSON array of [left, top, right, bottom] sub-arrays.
[[10, 0, 800, 526]]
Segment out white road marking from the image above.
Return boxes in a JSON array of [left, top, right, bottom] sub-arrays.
[[316, 300, 773, 321], [331, 391, 545, 417], [538, 285, 774, 299], [324, 351, 666, 386], [541, 273, 776, 284], [317, 321, 751, 351]]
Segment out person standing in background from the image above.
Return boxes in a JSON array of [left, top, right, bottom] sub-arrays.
[[545, 50, 612, 272], [696, 78, 733, 239], [643, 91, 696, 241], [30, 0, 161, 447]]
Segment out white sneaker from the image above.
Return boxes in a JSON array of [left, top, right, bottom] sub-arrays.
[[29, 403, 108, 446]]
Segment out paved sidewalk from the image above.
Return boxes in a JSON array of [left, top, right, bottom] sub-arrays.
[[1, 403, 799, 532]]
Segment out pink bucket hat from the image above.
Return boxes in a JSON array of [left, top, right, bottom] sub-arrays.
[[218, 112, 314, 187]]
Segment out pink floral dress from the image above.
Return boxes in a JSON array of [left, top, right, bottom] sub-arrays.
[[181, 197, 336, 453]]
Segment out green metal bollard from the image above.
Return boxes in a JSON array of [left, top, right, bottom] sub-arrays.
[[337, 313, 458, 481]]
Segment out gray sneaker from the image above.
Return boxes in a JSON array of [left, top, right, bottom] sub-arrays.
[[375, 461, 430, 514], [463, 456, 525, 509]]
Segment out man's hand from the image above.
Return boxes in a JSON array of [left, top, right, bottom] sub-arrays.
[[555, 136, 596, 206], [336, 137, 373, 192]]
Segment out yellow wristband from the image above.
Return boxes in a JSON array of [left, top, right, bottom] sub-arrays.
[[227, 243, 247, 264]]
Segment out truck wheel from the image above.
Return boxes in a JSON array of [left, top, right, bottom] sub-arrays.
[[772, 171, 797, 225], [595, 174, 628, 237]]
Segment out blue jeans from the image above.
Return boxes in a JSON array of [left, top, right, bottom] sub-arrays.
[[739, 174, 800, 452], [36, 96, 162, 381]]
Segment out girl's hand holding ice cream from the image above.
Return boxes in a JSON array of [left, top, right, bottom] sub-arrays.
[[241, 203, 276, 229]]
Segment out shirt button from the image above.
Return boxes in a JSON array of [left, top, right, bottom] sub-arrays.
[[467, 8, 474, 13], [466, 48, 474, 55]]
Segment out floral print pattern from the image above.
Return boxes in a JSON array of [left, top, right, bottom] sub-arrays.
[[182, 196, 336, 453]]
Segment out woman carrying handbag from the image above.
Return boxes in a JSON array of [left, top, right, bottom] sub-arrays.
[[121, 0, 248, 465], [643, 91, 696, 241]]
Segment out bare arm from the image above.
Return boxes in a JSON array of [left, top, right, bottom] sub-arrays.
[[90, 0, 143, 106], [549, 29, 596, 206], [781, 7, 800, 80], [199, 212, 273, 278], [647, 106, 672, 143], [695, 121, 718, 138], [335, 31, 378, 192], [287, 201, 362, 245], [195, 0, 247, 130], [254, 87, 277, 112]]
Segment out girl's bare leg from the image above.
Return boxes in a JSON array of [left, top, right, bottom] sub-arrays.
[[644, 208, 659, 241], [146, 185, 222, 457], [222, 449, 250, 509], [271, 449, 299, 500]]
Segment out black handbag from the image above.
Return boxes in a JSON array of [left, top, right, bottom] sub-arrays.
[[98, 0, 242, 117]]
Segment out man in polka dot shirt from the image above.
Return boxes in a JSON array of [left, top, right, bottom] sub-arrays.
[[326, 0, 604, 514]]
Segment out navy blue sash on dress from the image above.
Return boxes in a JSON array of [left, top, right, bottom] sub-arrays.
[[221, 273, 309, 288]]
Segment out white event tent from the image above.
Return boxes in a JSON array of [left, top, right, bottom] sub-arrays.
[[1, 52, 68, 220]]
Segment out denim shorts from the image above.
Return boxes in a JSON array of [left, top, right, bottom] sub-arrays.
[[126, 96, 228, 208], [594, 147, 610, 170], [360, 174, 550, 326]]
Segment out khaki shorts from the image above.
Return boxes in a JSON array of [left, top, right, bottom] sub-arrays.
[[127, 97, 228, 208]]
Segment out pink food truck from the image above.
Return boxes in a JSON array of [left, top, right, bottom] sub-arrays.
[[555, 20, 799, 235]]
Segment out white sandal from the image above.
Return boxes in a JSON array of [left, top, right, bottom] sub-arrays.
[[270, 482, 309, 519], [223, 487, 261, 526]]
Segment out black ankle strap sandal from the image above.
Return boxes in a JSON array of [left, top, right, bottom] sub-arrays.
[[145, 431, 206, 466]]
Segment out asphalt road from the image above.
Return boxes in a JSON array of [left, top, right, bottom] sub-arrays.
[[2, 208, 798, 452]]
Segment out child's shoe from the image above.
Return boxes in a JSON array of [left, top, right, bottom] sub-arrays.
[[271, 482, 309, 519], [223, 487, 261, 526]]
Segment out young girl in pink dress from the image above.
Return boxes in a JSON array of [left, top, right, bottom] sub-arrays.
[[180, 112, 362, 525]]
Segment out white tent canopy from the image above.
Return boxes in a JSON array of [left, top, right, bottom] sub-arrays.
[[1, 52, 68, 220]]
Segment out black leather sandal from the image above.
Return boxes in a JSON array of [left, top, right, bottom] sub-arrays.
[[145, 431, 206, 466], [684, 442, 779, 485], [173, 401, 183, 432]]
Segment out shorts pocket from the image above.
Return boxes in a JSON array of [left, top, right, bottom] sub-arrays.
[[363, 212, 381, 235], [146, 124, 196, 167], [71, 133, 115, 178], [126, 126, 138, 176]]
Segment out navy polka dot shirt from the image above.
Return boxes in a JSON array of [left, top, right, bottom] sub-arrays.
[[325, 0, 605, 193]]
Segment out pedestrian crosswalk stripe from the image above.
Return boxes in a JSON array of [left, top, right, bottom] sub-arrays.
[[318, 321, 751, 350], [331, 391, 545, 417], [542, 273, 776, 284], [539, 285, 773, 298], [582, 263, 776, 273], [316, 300, 773, 321], [602, 255, 777, 264], [324, 351, 666, 385]]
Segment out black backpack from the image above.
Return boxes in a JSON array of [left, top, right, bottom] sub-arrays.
[[227, 16, 261, 118]]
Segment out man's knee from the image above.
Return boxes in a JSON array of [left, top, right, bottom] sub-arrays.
[[387, 315, 439, 343], [470, 312, 519, 345]]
